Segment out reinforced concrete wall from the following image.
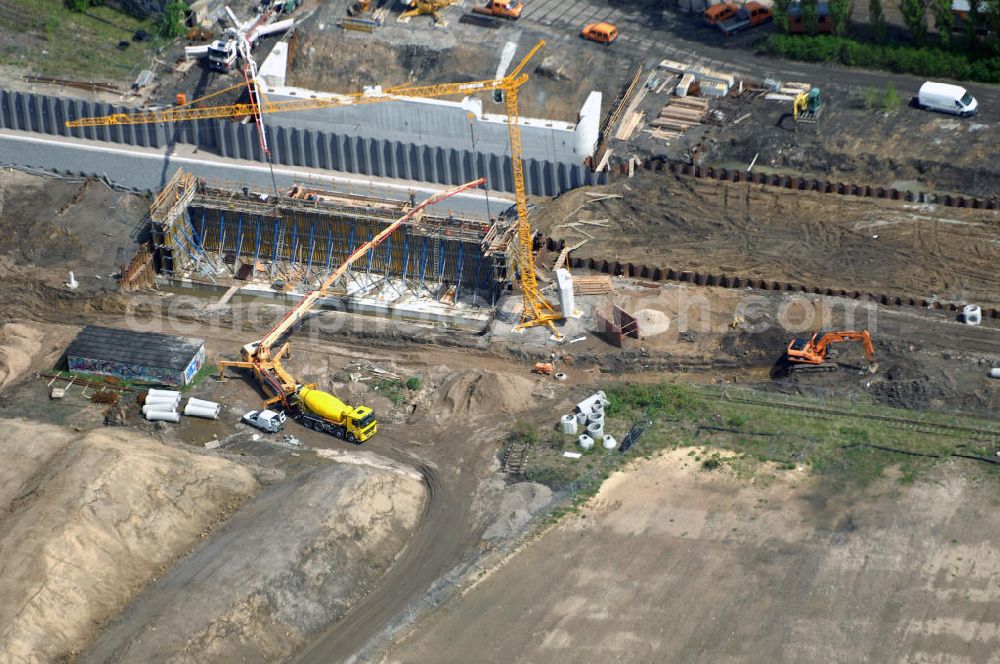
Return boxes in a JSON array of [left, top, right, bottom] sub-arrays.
[[165, 197, 502, 304], [0, 87, 606, 196]]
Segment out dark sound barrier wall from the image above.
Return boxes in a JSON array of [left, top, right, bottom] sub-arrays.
[[0, 89, 606, 197]]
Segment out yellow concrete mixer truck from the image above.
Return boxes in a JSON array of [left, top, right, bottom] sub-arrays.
[[297, 385, 376, 443]]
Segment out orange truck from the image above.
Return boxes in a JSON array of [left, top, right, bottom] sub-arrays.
[[717, 1, 772, 35], [581, 21, 618, 44], [472, 0, 524, 18], [703, 2, 738, 25]]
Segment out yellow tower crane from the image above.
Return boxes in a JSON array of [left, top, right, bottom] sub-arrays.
[[66, 41, 562, 336]]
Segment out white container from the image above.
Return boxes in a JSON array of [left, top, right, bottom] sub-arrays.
[[587, 421, 604, 440], [184, 403, 219, 420], [187, 397, 219, 410], [989, 368, 1000, 379], [587, 412, 605, 427], [142, 403, 176, 416], [147, 389, 181, 398], [560, 414, 578, 435], [592, 402, 605, 415], [602, 435, 618, 450], [145, 410, 180, 423], [575, 411, 588, 425], [578, 434, 594, 451], [962, 304, 982, 326]]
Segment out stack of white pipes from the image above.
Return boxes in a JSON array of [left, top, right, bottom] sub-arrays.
[[144, 389, 181, 423], [184, 397, 221, 420]]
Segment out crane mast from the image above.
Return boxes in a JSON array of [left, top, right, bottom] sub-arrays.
[[66, 41, 562, 335]]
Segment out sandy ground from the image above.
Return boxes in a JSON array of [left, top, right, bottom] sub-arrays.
[[0, 322, 41, 390], [533, 172, 1000, 308], [0, 420, 260, 663], [80, 456, 425, 663], [382, 447, 1000, 663]]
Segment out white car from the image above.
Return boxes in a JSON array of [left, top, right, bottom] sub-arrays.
[[242, 409, 286, 433]]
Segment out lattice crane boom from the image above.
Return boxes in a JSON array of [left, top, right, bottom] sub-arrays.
[[67, 40, 561, 335]]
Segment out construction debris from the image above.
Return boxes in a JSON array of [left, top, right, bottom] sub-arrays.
[[659, 60, 735, 96]]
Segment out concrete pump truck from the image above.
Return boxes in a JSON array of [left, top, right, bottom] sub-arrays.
[[218, 178, 485, 443]]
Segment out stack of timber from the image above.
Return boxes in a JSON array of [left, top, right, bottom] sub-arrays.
[[648, 96, 709, 141], [573, 275, 613, 295]]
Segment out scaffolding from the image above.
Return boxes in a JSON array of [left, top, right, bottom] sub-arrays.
[[152, 172, 508, 306]]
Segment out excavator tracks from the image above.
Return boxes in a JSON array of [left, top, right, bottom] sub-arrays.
[[787, 362, 839, 374]]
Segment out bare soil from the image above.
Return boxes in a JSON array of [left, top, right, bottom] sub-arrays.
[[533, 171, 1000, 308], [701, 89, 1000, 200], [0, 161, 997, 664], [382, 447, 1000, 664], [80, 457, 425, 664], [288, 15, 633, 122], [0, 420, 260, 663]]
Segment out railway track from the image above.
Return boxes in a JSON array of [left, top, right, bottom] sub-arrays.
[[721, 393, 1000, 440]]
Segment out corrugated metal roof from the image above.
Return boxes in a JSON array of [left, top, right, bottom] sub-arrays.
[[66, 326, 204, 371]]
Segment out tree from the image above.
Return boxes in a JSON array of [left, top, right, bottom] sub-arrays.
[[158, 0, 188, 39], [67, 0, 103, 10], [829, 0, 854, 34], [802, 0, 820, 33], [930, 0, 953, 45], [983, 0, 1000, 54], [869, 0, 889, 40], [900, 0, 929, 44], [773, 0, 794, 32]]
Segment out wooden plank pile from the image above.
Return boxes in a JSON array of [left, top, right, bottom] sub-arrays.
[[573, 275, 613, 295], [648, 96, 709, 141]]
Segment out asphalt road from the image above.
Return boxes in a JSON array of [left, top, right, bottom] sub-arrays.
[[521, 0, 1000, 113], [0, 130, 513, 219]]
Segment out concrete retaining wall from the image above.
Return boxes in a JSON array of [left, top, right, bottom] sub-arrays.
[[0, 88, 605, 196]]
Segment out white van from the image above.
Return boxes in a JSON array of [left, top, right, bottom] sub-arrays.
[[917, 81, 979, 117]]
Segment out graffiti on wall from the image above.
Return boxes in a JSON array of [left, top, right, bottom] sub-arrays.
[[183, 346, 206, 384], [69, 356, 187, 386]]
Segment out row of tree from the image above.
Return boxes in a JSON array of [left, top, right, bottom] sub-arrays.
[[772, 0, 1000, 51]]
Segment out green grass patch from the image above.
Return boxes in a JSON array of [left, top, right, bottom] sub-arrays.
[[0, 0, 161, 81], [529, 382, 999, 524], [182, 362, 217, 391], [758, 34, 1000, 84], [374, 379, 407, 408]]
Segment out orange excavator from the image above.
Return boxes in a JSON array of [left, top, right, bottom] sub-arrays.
[[784, 330, 877, 374]]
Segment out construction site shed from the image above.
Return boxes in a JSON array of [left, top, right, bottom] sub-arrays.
[[65, 325, 206, 386]]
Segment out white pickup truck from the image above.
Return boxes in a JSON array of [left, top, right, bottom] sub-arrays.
[[242, 409, 286, 433]]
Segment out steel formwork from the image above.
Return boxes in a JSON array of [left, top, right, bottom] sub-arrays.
[[157, 180, 506, 305]]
